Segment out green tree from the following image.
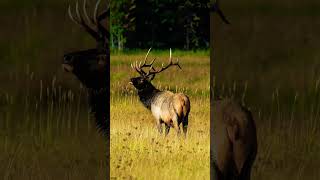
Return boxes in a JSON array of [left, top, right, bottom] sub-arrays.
[[110, 0, 209, 49], [110, 0, 136, 50]]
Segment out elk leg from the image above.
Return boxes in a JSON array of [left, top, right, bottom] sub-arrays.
[[172, 116, 181, 136], [165, 124, 170, 136], [156, 119, 163, 134], [238, 147, 257, 180], [182, 115, 189, 138], [212, 162, 224, 180]]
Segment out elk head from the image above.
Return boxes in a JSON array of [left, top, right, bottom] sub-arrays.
[[63, 0, 109, 90], [130, 49, 182, 91]]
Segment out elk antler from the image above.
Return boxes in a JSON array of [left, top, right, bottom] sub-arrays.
[[146, 49, 181, 76], [210, 0, 230, 24], [68, 0, 109, 48], [131, 48, 156, 76], [131, 48, 181, 78]]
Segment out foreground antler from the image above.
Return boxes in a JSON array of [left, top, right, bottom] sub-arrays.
[[68, 0, 109, 51], [209, 0, 230, 24], [131, 49, 181, 80]]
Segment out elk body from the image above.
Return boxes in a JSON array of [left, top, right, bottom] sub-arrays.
[[130, 49, 190, 137], [210, 1, 257, 179], [211, 99, 257, 180], [62, 0, 109, 135]]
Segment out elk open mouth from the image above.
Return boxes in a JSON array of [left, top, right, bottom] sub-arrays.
[[62, 64, 73, 72]]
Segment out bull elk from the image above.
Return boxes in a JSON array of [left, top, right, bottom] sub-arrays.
[[210, 1, 257, 180], [129, 49, 190, 137], [62, 0, 109, 135]]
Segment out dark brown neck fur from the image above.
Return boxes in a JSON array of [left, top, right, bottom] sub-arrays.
[[137, 84, 161, 109]]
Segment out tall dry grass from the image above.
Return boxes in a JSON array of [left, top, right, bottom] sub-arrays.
[[0, 69, 107, 179], [0, 1, 107, 179]]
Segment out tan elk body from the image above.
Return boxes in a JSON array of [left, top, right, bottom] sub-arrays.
[[130, 49, 190, 136], [151, 91, 190, 130]]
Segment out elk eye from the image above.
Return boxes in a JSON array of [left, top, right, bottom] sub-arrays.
[[64, 55, 72, 62]]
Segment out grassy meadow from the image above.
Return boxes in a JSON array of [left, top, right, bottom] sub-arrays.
[[0, 66, 107, 179], [110, 51, 210, 179]]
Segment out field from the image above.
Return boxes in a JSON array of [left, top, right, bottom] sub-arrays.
[[0, 67, 107, 179], [110, 51, 210, 179]]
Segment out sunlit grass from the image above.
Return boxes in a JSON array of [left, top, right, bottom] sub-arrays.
[[110, 51, 210, 179], [111, 97, 210, 180]]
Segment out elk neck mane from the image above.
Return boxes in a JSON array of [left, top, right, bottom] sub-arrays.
[[137, 84, 161, 109], [87, 86, 108, 135]]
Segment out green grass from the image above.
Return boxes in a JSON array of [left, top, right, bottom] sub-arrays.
[[111, 48, 209, 57]]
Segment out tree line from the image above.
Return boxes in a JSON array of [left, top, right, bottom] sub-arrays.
[[110, 0, 211, 50]]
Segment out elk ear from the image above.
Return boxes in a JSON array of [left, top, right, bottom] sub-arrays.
[[148, 74, 155, 81]]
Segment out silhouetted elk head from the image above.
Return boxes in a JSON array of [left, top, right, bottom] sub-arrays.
[[63, 0, 109, 90], [130, 48, 181, 91]]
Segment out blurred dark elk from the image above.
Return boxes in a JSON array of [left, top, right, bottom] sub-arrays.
[[129, 49, 190, 137], [212, 99, 257, 180], [62, 0, 109, 135], [209, 1, 257, 180]]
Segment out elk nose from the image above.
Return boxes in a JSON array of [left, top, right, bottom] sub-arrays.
[[129, 78, 135, 85]]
